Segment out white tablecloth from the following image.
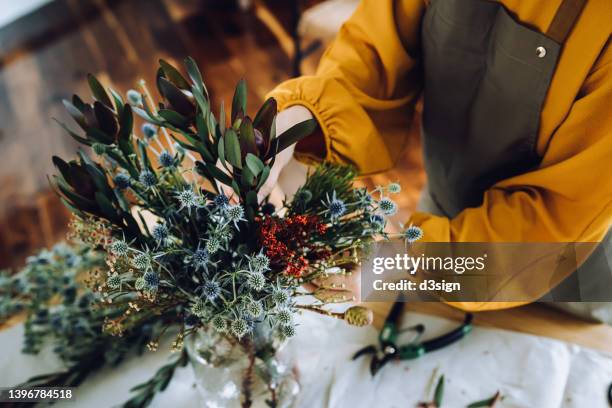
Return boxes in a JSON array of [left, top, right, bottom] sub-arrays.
[[2, 311, 611, 408]]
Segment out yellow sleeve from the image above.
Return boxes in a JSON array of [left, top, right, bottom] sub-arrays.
[[414, 49, 612, 312], [267, 0, 424, 174]]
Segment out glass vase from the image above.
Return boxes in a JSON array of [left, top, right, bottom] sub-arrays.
[[185, 325, 300, 408]]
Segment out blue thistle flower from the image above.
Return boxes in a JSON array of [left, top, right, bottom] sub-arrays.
[[159, 150, 174, 168], [247, 272, 266, 291], [135, 277, 146, 291], [191, 299, 206, 317], [355, 188, 373, 206], [250, 253, 270, 272], [139, 170, 157, 188], [206, 237, 221, 254], [387, 182, 401, 194], [175, 188, 199, 211], [370, 214, 386, 232], [114, 173, 131, 190], [132, 253, 152, 270], [211, 315, 227, 332], [106, 273, 122, 289], [214, 194, 229, 208], [152, 224, 169, 243], [109, 239, 129, 257], [192, 248, 209, 270], [141, 123, 157, 139], [404, 225, 424, 243], [276, 308, 293, 325], [272, 289, 289, 306], [201, 280, 221, 301], [226, 204, 245, 226], [127, 89, 142, 106], [280, 324, 296, 338], [184, 314, 200, 328], [230, 319, 249, 339], [323, 191, 346, 220], [378, 198, 397, 216], [143, 271, 159, 291], [245, 300, 263, 318]]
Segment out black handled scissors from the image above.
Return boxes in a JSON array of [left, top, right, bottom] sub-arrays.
[[353, 297, 473, 376]]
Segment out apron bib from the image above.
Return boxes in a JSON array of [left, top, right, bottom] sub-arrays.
[[417, 0, 612, 309], [421, 0, 572, 218]]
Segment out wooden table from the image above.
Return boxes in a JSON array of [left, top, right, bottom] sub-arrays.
[[367, 301, 612, 352]]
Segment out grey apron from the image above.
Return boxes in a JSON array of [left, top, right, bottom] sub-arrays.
[[417, 0, 612, 316]]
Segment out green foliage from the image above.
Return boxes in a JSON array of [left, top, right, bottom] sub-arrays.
[[1, 244, 165, 397], [123, 350, 188, 408]]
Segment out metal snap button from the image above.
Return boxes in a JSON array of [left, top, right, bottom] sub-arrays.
[[536, 46, 547, 58]]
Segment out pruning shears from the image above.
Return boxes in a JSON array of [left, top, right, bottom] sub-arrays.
[[353, 297, 473, 376]]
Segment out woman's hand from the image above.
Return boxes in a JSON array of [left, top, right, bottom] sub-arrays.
[[257, 105, 314, 202]]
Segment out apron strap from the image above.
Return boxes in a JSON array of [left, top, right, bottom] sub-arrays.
[[546, 0, 587, 44]]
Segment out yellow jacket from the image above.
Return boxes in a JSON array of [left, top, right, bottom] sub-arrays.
[[268, 0, 612, 310]]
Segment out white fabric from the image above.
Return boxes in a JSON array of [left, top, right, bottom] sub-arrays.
[[298, 0, 360, 41], [2, 311, 611, 407]]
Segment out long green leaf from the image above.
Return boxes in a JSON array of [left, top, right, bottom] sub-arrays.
[[266, 118, 317, 160], [467, 391, 501, 408], [54, 119, 91, 146], [62, 99, 87, 130], [86, 127, 114, 144], [118, 104, 133, 140], [201, 162, 233, 186], [109, 88, 124, 114], [52, 156, 73, 185], [159, 109, 189, 128], [159, 59, 190, 89], [224, 129, 242, 169], [132, 107, 160, 124], [184, 56, 208, 97], [231, 79, 247, 122], [239, 116, 257, 155], [87, 74, 112, 108], [95, 192, 119, 222], [434, 375, 444, 407], [245, 153, 264, 176], [256, 166, 271, 190]]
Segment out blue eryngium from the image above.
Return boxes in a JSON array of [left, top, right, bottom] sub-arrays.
[[113, 173, 131, 190], [159, 150, 175, 168], [139, 170, 157, 188]]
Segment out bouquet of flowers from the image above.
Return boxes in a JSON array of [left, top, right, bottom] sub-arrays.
[[37, 57, 403, 406]]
